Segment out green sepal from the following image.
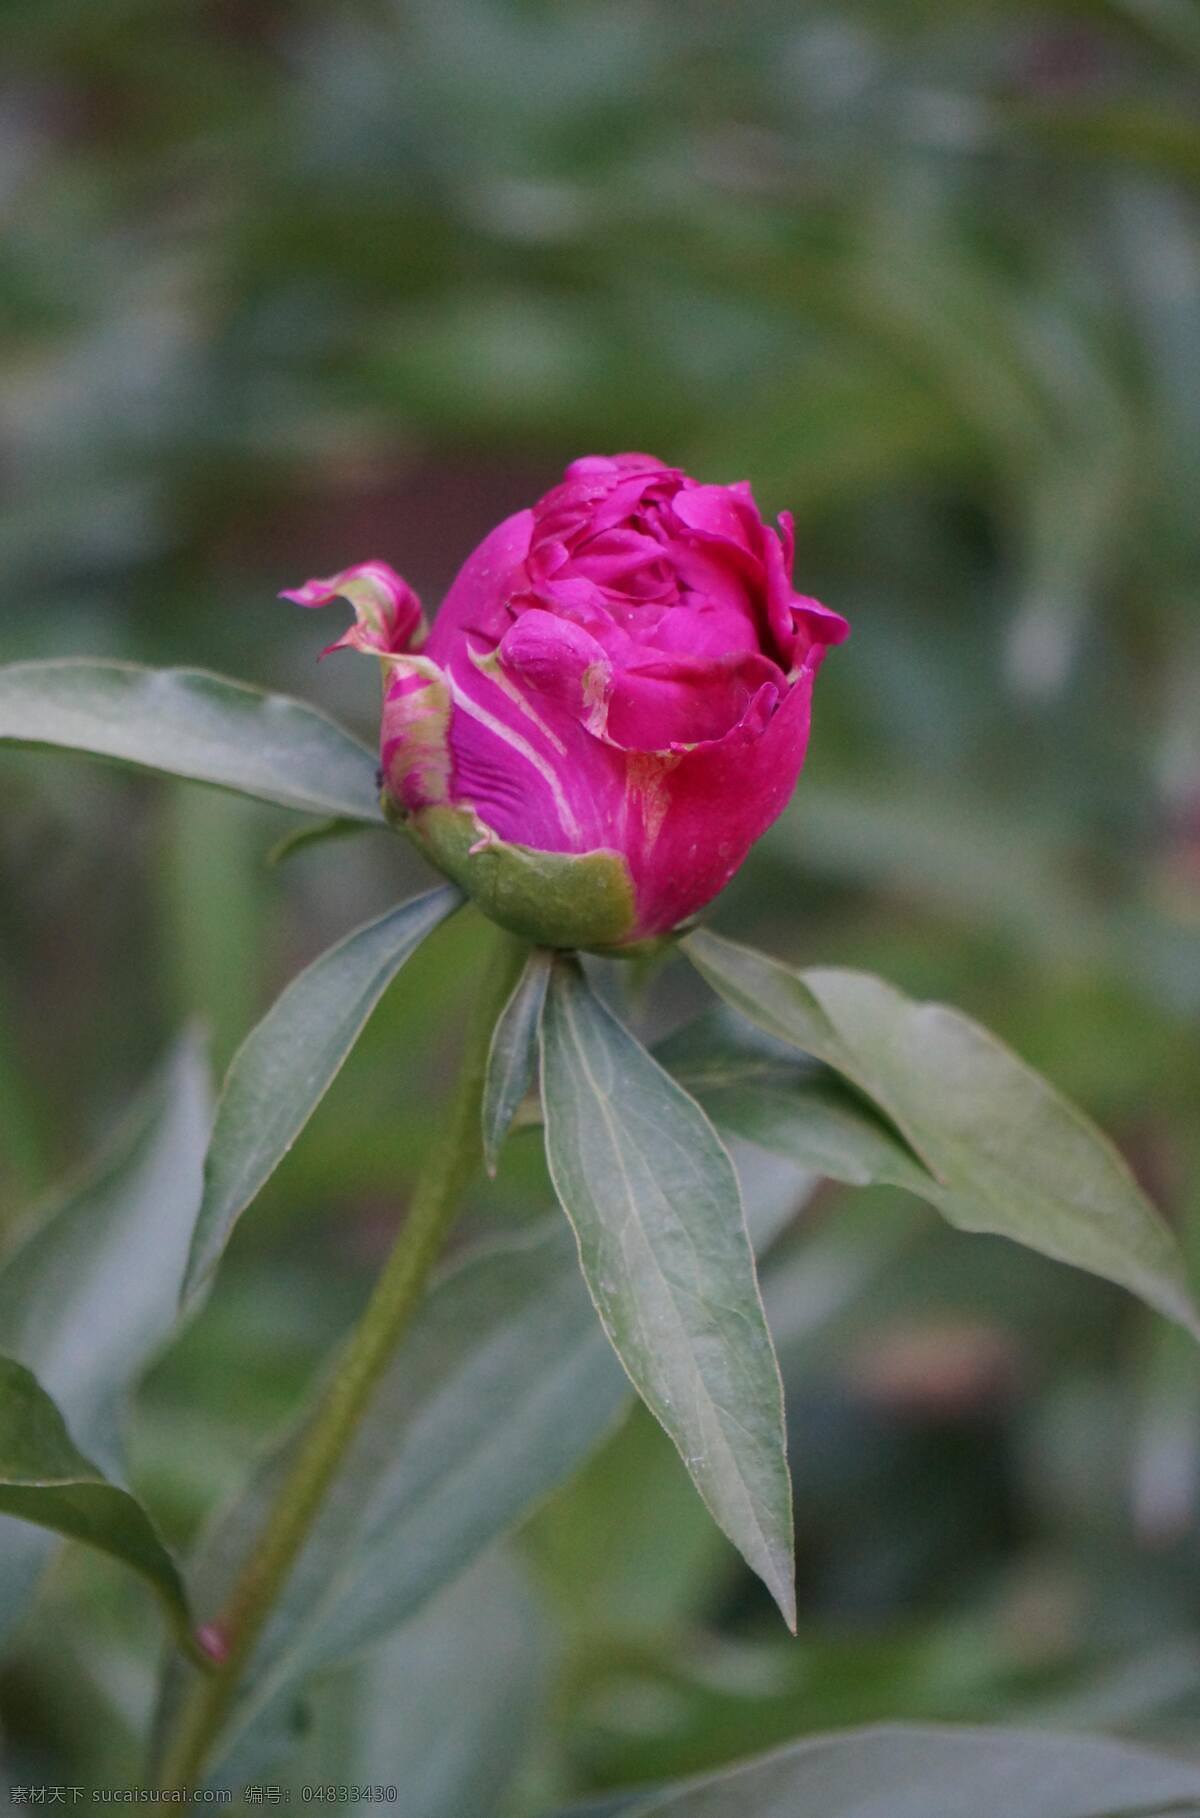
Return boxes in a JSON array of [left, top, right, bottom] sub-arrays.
[[389, 798, 639, 952]]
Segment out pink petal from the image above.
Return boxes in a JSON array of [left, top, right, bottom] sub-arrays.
[[281, 561, 424, 657], [424, 510, 534, 658]]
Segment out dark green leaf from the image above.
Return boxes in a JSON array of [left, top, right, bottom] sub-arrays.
[[481, 948, 551, 1176], [182, 887, 461, 1305], [0, 661, 383, 822], [0, 1356, 193, 1650], [685, 931, 1200, 1341], [612, 1723, 1200, 1817], [539, 959, 795, 1628]]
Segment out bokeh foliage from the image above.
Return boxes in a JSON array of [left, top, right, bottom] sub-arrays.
[[1, 0, 1199, 1806]]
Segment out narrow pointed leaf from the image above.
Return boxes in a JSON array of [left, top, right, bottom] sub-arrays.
[[183, 887, 461, 1305], [482, 948, 551, 1176], [611, 1722, 1200, 1818], [685, 930, 1200, 1341], [0, 1356, 192, 1648], [0, 661, 383, 821], [539, 959, 795, 1628]]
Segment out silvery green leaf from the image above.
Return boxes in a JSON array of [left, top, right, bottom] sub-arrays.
[[0, 660, 382, 822], [610, 1722, 1200, 1818], [539, 958, 795, 1628], [481, 947, 551, 1176], [182, 887, 461, 1305], [0, 1034, 210, 1643], [0, 1033, 211, 1474], [685, 930, 1200, 1342]]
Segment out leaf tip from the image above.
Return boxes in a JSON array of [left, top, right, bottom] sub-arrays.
[[771, 1564, 798, 1635]]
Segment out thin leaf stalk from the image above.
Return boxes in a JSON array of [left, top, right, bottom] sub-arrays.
[[155, 918, 529, 1789]]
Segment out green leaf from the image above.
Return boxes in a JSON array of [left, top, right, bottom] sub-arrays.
[[481, 947, 551, 1176], [539, 958, 795, 1629], [182, 887, 461, 1306], [684, 930, 1200, 1342], [610, 1723, 1200, 1818], [0, 1356, 193, 1652], [0, 1035, 210, 1640], [152, 1222, 628, 1780], [0, 661, 383, 821]]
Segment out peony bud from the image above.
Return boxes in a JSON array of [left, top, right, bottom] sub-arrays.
[[284, 454, 848, 951]]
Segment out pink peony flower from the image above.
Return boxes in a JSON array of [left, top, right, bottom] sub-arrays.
[[284, 453, 847, 950]]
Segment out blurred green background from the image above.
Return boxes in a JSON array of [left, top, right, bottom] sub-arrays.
[[2, 0, 1199, 1806]]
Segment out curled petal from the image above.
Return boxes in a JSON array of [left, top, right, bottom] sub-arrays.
[[760, 529, 848, 673], [281, 455, 847, 950], [792, 592, 850, 667], [281, 561, 425, 658], [671, 483, 761, 562]]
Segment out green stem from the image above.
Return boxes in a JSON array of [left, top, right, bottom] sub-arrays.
[[156, 920, 528, 1789]]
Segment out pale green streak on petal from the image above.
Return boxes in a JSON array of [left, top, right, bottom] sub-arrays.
[[445, 671, 582, 843]]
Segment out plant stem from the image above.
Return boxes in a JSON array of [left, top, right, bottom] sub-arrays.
[[156, 919, 528, 1789]]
